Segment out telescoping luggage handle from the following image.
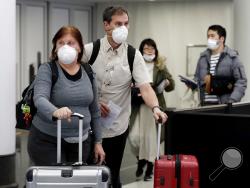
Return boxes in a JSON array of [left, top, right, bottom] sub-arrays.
[[156, 118, 171, 160], [53, 113, 84, 165], [156, 118, 163, 160]]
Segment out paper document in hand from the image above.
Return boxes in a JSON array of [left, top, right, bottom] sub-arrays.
[[156, 80, 166, 94], [100, 100, 121, 129], [179, 75, 197, 90]]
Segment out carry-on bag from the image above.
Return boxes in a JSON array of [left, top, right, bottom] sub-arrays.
[[26, 113, 110, 188], [154, 120, 199, 188]]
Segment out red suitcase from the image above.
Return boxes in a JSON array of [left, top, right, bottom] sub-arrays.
[[154, 122, 199, 188]]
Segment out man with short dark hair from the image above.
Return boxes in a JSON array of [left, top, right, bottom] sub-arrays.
[[195, 24, 247, 106], [83, 6, 167, 188]]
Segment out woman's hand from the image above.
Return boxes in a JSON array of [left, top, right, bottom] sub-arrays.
[[53, 107, 72, 122], [164, 79, 170, 87], [94, 143, 105, 165]]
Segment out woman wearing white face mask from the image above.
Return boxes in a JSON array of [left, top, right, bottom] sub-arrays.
[[28, 26, 105, 166], [194, 25, 247, 106], [129, 38, 175, 181]]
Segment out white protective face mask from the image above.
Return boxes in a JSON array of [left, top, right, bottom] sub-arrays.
[[207, 38, 220, 50], [143, 54, 155, 62], [112, 25, 128, 44], [57, 44, 77, 65]]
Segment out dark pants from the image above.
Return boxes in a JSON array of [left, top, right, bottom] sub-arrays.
[[28, 126, 92, 165], [102, 128, 129, 188]]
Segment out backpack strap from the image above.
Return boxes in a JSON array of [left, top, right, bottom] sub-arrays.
[[127, 44, 136, 83], [88, 39, 136, 73], [48, 61, 58, 87], [82, 63, 94, 85], [88, 39, 100, 65], [48, 61, 93, 87], [88, 40, 136, 83]]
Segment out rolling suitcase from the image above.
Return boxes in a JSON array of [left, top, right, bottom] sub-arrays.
[[26, 113, 110, 188], [154, 120, 199, 188]]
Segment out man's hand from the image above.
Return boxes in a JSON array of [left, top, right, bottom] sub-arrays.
[[152, 106, 168, 124], [99, 102, 110, 117]]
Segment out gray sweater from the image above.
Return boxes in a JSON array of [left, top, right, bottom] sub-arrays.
[[32, 62, 102, 143]]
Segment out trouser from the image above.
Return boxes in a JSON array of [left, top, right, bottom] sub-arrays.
[[102, 128, 129, 188], [28, 125, 92, 165]]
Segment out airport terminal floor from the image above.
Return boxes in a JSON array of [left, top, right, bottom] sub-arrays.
[[124, 180, 153, 188]]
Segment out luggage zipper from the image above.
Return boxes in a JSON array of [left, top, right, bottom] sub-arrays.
[[189, 171, 194, 187]]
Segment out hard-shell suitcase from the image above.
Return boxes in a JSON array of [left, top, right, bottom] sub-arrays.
[[26, 113, 110, 188], [154, 121, 199, 188]]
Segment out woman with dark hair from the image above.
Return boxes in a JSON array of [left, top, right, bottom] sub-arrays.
[[129, 38, 175, 181], [28, 26, 105, 165]]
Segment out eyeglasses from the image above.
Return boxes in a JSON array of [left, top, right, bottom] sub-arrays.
[[103, 65, 114, 86], [143, 47, 155, 52]]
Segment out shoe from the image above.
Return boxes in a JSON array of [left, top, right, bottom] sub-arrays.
[[136, 159, 147, 177], [136, 168, 143, 178], [144, 161, 153, 181], [144, 174, 152, 181]]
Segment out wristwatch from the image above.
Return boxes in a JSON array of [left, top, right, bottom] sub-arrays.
[[152, 105, 161, 112]]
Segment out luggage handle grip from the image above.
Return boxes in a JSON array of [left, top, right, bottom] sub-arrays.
[[56, 112, 84, 165], [71, 112, 84, 119], [52, 112, 84, 121], [157, 117, 163, 124]]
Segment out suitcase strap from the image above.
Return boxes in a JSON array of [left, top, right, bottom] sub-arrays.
[[175, 154, 181, 188]]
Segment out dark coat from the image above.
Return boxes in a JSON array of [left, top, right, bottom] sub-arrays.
[[195, 46, 247, 104], [130, 56, 175, 126]]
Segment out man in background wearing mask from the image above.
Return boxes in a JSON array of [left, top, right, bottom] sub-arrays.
[[195, 24, 247, 106], [83, 6, 167, 188]]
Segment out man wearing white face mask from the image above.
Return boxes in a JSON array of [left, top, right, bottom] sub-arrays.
[[83, 6, 167, 188], [194, 25, 247, 106]]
